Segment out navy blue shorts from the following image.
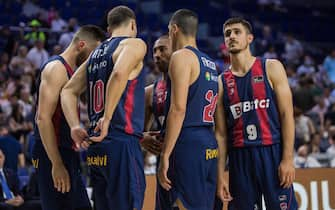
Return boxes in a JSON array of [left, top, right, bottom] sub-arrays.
[[155, 155, 179, 210], [167, 127, 218, 210], [87, 131, 145, 210], [32, 145, 91, 210], [228, 144, 298, 210]]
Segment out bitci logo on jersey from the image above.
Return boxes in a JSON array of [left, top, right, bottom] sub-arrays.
[[230, 98, 270, 119]]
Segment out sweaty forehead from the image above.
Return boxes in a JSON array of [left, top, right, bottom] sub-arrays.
[[224, 23, 244, 32], [153, 38, 169, 49]]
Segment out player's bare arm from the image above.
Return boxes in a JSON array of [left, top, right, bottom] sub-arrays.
[[214, 75, 232, 202], [90, 38, 147, 142], [141, 84, 162, 155], [61, 59, 89, 148], [158, 49, 196, 191], [144, 84, 154, 131], [36, 61, 70, 194], [267, 59, 295, 188]]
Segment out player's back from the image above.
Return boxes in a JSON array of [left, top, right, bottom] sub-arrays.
[[34, 55, 75, 149], [87, 37, 145, 138], [221, 57, 281, 148], [164, 46, 218, 130]]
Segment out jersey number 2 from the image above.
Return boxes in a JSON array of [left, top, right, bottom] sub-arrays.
[[203, 90, 218, 122], [89, 80, 104, 113]]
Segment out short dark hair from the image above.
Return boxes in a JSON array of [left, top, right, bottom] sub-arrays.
[[223, 17, 253, 34], [73, 25, 106, 42], [107, 6, 136, 29], [158, 34, 169, 40], [170, 9, 198, 36]]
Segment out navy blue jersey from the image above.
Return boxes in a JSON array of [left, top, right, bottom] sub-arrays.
[[34, 55, 75, 149], [222, 58, 281, 148], [87, 37, 145, 138], [163, 46, 218, 129], [152, 78, 167, 129]]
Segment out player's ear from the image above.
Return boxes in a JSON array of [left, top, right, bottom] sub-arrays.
[[247, 33, 254, 44], [130, 19, 137, 34], [77, 40, 86, 50], [107, 26, 112, 36], [171, 23, 179, 36]]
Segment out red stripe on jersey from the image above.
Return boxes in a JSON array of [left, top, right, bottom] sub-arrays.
[[124, 79, 138, 134], [223, 71, 244, 147], [251, 59, 273, 145], [62, 60, 74, 76], [52, 103, 62, 146]]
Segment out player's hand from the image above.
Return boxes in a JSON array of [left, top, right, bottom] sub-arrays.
[[217, 177, 233, 202], [278, 159, 295, 188], [52, 162, 71, 193], [141, 131, 162, 155], [158, 155, 171, 191], [5, 196, 24, 207], [71, 126, 89, 149], [90, 117, 110, 142]]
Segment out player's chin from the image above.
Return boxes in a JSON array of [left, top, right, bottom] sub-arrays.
[[229, 48, 241, 54]]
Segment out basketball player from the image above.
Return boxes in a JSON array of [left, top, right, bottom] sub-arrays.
[[60, 6, 146, 210], [215, 17, 298, 210], [157, 9, 220, 210], [140, 35, 180, 210], [32, 25, 106, 210], [141, 35, 171, 155]]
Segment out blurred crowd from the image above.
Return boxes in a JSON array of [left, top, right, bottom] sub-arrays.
[[0, 1, 334, 203]]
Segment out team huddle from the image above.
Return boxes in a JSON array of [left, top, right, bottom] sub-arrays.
[[32, 5, 298, 210]]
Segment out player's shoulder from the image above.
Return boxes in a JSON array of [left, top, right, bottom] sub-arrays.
[[265, 58, 284, 70], [41, 60, 67, 80], [171, 48, 196, 63], [120, 38, 146, 50]]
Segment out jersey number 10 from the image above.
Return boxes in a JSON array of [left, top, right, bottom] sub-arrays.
[[89, 80, 104, 113]]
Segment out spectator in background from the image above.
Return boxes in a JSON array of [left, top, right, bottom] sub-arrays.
[[23, 20, 46, 48], [297, 55, 316, 76], [309, 132, 322, 154], [326, 135, 335, 158], [0, 126, 25, 174], [0, 25, 17, 57], [295, 144, 321, 168], [58, 25, 76, 51], [286, 65, 298, 89], [293, 76, 317, 112], [283, 33, 303, 65], [51, 44, 62, 56], [9, 45, 33, 76], [51, 10, 67, 32], [18, 89, 32, 119], [8, 104, 30, 142], [294, 106, 315, 148], [323, 49, 335, 83], [22, 0, 41, 18], [0, 149, 41, 210], [263, 45, 278, 59], [26, 40, 49, 71]]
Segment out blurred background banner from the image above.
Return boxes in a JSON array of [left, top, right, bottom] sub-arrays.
[[144, 168, 335, 210]]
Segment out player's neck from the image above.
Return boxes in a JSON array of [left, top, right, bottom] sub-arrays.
[[175, 36, 197, 51], [230, 51, 255, 74], [60, 48, 77, 69], [162, 72, 168, 81], [110, 28, 134, 38]]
